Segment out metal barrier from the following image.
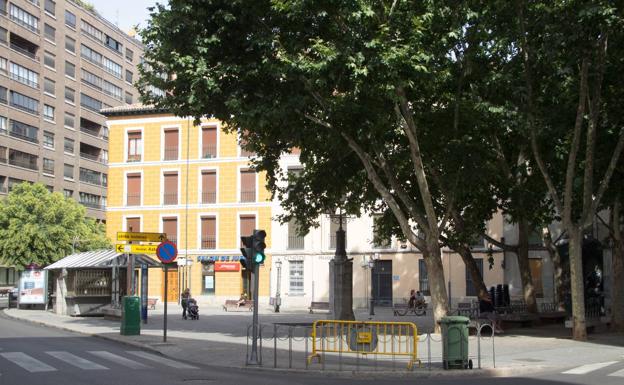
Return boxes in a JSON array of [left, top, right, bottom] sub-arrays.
[[307, 320, 419, 370]]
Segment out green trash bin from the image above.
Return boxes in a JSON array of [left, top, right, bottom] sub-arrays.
[[120, 296, 141, 336], [440, 316, 471, 369]]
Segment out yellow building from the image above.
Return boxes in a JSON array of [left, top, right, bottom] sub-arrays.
[[102, 105, 271, 304]]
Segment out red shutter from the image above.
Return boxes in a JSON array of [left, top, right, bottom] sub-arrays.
[[163, 172, 178, 204], [201, 216, 216, 249], [202, 126, 217, 158], [240, 215, 255, 246], [126, 217, 140, 232], [164, 129, 178, 160], [162, 217, 177, 244], [201, 170, 216, 203], [126, 173, 141, 205], [240, 169, 255, 202]]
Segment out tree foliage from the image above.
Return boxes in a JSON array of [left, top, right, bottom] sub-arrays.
[[0, 183, 110, 269]]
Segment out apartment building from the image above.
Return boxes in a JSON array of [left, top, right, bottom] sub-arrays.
[[0, 0, 143, 222], [102, 105, 273, 304]]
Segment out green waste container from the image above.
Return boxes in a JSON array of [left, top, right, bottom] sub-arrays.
[[440, 316, 471, 369], [120, 296, 141, 336]]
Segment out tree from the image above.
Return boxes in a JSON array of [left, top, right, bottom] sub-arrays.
[[0, 183, 110, 268], [139, 0, 503, 326]]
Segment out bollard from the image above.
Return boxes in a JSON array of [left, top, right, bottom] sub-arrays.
[[370, 298, 375, 316]]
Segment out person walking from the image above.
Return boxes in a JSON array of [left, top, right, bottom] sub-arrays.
[[181, 288, 190, 320]]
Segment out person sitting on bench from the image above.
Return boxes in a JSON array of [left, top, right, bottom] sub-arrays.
[[237, 292, 248, 308]]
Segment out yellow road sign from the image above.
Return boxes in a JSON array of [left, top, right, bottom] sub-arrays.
[[115, 243, 158, 254], [117, 232, 167, 242]]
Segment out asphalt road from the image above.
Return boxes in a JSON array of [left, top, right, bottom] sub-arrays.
[[0, 314, 622, 385]]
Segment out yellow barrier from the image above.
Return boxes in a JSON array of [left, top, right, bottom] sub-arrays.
[[307, 320, 420, 369]]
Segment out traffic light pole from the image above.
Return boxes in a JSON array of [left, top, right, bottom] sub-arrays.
[[247, 261, 261, 365]]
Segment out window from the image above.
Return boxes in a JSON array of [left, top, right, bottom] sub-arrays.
[[105, 34, 122, 53], [79, 167, 103, 186], [419, 259, 430, 295], [0, 27, 6, 45], [9, 4, 39, 33], [0, 86, 6, 104], [239, 129, 255, 157], [126, 173, 141, 206], [80, 92, 102, 112], [102, 79, 122, 100], [64, 137, 74, 154], [65, 36, 75, 53], [329, 215, 347, 249], [10, 91, 38, 114], [64, 112, 75, 128], [0, 116, 7, 134], [65, 10, 76, 28], [240, 169, 256, 202], [465, 258, 484, 297], [127, 131, 142, 161], [372, 215, 391, 249], [201, 170, 217, 203], [202, 126, 217, 158], [162, 217, 177, 244], [81, 20, 103, 42], [65, 61, 75, 78], [80, 44, 102, 66], [125, 91, 133, 104], [288, 220, 304, 250], [44, 0, 55, 16], [44, 77, 55, 95], [43, 131, 54, 149], [125, 48, 134, 61], [63, 163, 74, 179], [201, 216, 216, 249], [163, 129, 178, 160], [529, 258, 544, 298], [9, 62, 38, 88], [470, 234, 486, 249], [289, 261, 304, 294], [239, 215, 255, 247], [44, 51, 55, 69], [103, 57, 122, 78], [201, 263, 215, 295], [43, 104, 54, 121], [79, 192, 102, 210], [163, 172, 178, 205], [81, 68, 101, 89], [43, 158, 54, 175], [63, 189, 73, 198], [8, 149, 37, 170], [10, 120, 38, 143], [0, 57, 7, 74], [125, 69, 133, 84], [44, 23, 55, 40], [65, 87, 75, 103]]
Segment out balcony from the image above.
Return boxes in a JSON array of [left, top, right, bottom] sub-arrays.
[[202, 144, 217, 159], [201, 237, 216, 249], [127, 154, 141, 162], [9, 157, 37, 171], [167, 236, 177, 245], [126, 194, 141, 206], [10, 72, 38, 89], [9, 15, 39, 34], [163, 147, 178, 160], [163, 193, 178, 205], [9, 130, 38, 144], [80, 201, 105, 210], [240, 190, 255, 203], [201, 191, 216, 204], [287, 235, 305, 250], [9, 42, 38, 60], [80, 126, 101, 138], [80, 152, 106, 164]]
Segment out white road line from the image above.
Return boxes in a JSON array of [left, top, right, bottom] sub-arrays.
[[562, 361, 619, 375], [0, 352, 57, 373], [46, 351, 109, 370], [608, 368, 624, 377], [126, 351, 198, 369], [88, 351, 150, 369]]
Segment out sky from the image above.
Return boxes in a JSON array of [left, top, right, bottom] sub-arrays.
[[89, 0, 161, 35]]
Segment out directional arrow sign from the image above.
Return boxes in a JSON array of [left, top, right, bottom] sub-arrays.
[[115, 244, 158, 254], [117, 232, 167, 243]]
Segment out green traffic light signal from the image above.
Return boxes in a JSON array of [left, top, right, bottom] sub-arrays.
[[253, 229, 267, 264]]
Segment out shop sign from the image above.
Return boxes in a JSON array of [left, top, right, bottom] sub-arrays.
[[215, 262, 241, 272], [197, 255, 243, 262]]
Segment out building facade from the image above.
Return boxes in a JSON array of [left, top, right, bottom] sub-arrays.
[[103, 106, 272, 304], [0, 0, 143, 222]]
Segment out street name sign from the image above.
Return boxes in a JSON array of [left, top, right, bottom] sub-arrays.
[[115, 244, 158, 254], [117, 232, 167, 243]]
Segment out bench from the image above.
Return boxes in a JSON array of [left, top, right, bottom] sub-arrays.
[[223, 299, 254, 312], [309, 301, 330, 314], [147, 297, 158, 310]]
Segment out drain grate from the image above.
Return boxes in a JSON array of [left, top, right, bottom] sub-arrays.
[[513, 358, 545, 362]]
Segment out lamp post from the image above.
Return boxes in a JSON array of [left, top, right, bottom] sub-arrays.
[[329, 207, 355, 321], [274, 260, 282, 313]]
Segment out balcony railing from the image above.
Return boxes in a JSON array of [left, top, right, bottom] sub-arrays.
[[0, 156, 7, 164], [9, 158, 37, 171], [240, 190, 255, 202], [167, 236, 177, 245], [10, 42, 38, 60], [127, 154, 141, 162], [287, 235, 304, 250], [201, 237, 216, 249], [80, 152, 106, 164], [163, 193, 178, 205], [126, 194, 141, 206], [163, 147, 178, 160], [202, 144, 217, 159], [80, 126, 101, 138], [201, 191, 216, 204], [10, 73, 38, 89], [80, 201, 105, 210], [9, 130, 38, 144], [9, 15, 39, 34], [10, 102, 38, 115]]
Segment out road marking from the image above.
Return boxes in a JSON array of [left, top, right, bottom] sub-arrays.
[[608, 368, 624, 377], [46, 351, 108, 370], [126, 351, 198, 369], [0, 352, 57, 373], [88, 351, 150, 369], [563, 361, 618, 374]]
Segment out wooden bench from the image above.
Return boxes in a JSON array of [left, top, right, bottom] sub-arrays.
[[308, 301, 330, 314], [147, 297, 158, 310], [223, 299, 254, 312]]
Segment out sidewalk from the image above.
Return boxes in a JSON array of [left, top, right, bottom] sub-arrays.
[[3, 304, 624, 377]]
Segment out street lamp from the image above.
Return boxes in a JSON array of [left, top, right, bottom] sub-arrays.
[[274, 260, 282, 313]]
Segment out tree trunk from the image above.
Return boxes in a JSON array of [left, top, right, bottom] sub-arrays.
[[424, 241, 448, 333], [517, 218, 538, 313], [542, 227, 565, 310], [611, 200, 624, 332], [568, 227, 587, 340], [457, 246, 488, 300]]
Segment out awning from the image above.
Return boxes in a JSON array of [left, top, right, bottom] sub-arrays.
[[44, 249, 161, 270]]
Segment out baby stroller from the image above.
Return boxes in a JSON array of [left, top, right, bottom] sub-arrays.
[[187, 298, 199, 320]]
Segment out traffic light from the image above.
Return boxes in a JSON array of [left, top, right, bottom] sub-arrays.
[[253, 229, 267, 264], [240, 235, 254, 269]]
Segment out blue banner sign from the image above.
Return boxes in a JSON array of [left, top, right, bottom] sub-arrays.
[[197, 255, 243, 262]]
